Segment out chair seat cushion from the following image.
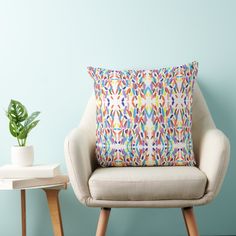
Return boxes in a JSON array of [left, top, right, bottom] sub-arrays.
[[89, 167, 207, 201]]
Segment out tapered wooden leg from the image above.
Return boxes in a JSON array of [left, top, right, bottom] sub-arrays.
[[21, 190, 26, 236], [182, 207, 199, 236], [96, 208, 111, 236], [44, 189, 64, 236]]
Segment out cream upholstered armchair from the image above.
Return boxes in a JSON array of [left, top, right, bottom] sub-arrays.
[[64, 84, 230, 236]]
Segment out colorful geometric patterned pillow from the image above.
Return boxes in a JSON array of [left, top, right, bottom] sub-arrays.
[[87, 61, 198, 167]]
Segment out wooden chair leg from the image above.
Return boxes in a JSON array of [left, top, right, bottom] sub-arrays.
[[182, 207, 199, 236], [21, 190, 26, 236], [96, 208, 111, 236], [44, 189, 64, 236]]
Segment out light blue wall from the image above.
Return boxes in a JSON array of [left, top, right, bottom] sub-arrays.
[[0, 0, 235, 235]]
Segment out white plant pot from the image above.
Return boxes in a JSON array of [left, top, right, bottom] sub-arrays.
[[11, 145, 34, 167]]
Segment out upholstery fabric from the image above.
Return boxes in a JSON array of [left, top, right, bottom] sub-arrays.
[[64, 83, 230, 207], [89, 166, 207, 201], [87, 62, 198, 167]]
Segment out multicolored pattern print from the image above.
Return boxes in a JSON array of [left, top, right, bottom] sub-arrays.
[[88, 62, 198, 167]]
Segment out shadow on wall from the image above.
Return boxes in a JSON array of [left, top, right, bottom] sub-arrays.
[[198, 78, 235, 179], [198, 80, 234, 138], [109, 208, 184, 236], [197, 79, 235, 174]]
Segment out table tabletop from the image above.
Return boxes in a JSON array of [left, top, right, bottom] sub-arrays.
[[0, 175, 69, 190]]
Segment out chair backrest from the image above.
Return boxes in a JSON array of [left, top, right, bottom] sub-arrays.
[[79, 83, 215, 165]]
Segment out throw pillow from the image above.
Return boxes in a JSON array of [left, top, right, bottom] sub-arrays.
[[87, 61, 198, 167]]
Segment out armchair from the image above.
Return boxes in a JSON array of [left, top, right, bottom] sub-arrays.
[[64, 84, 230, 236]]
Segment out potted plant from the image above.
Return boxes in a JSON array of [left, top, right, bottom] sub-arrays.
[[6, 99, 40, 166]]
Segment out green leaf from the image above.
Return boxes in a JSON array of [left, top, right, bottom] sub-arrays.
[[24, 111, 40, 127], [18, 129, 28, 139], [6, 100, 40, 145], [18, 120, 40, 139], [27, 120, 40, 133], [9, 120, 24, 138], [7, 100, 28, 122]]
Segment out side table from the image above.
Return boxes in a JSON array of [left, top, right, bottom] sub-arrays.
[[1, 177, 68, 236]]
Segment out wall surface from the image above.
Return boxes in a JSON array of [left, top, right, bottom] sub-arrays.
[[0, 0, 236, 235]]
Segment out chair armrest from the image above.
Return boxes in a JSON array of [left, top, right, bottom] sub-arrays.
[[198, 128, 230, 198], [64, 127, 96, 205]]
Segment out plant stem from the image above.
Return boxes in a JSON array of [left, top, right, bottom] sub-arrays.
[[17, 138, 26, 147], [17, 138, 21, 146]]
